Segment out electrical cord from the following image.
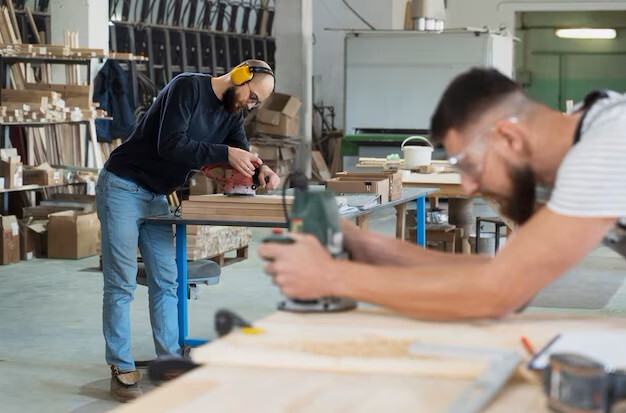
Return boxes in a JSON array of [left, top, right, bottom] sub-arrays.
[[341, 0, 376, 30], [281, 172, 291, 225], [173, 168, 202, 217]]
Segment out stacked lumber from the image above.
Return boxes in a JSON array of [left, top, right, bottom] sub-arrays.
[[0, 3, 108, 169], [185, 225, 252, 262], [182, 194, 294, 221], [0, 43, 148, 61]]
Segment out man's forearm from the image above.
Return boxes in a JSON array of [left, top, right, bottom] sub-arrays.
[[330, 260, 516, 320], [344, 224, 490, 266]]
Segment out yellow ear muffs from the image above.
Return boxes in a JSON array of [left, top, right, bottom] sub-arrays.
[[230, 63, 254, 86]]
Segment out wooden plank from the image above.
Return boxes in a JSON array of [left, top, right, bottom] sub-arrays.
[[182, 202, 291, 212], [187, 194, 293, 204], [182, 208, 286, 218], [5, 0, 22, 43], [181, 212, 283, 221], [24, 6, 41, 44], [112, 311, 626, 413], [312, 150, 331, 181], [111, 365, 479, 413], [88, 119, 103, 168]]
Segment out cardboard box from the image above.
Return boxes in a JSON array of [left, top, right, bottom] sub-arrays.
[[22, 205, 84, 219], [189, 172, 216, 195], [0, 215, 20, 264], [47, 211, 100, 259], [0, 159, 23, 189], [253, 93, 301, 136], [335, 171, 403, 200], [23, 163, 62, 186], [19, 218, 47, 260], [326, 177, 390, 203], [249, 145, 296, 162], [40, 193, 96, 213]]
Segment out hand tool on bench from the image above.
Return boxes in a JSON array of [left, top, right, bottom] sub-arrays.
[[542, 353, 626, 413], [149, 309, 261, 382]]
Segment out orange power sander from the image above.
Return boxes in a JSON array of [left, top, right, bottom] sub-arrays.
[[201, 163, 265, 196]]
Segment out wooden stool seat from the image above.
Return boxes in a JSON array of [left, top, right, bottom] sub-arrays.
[[426, 223, 457, 253]]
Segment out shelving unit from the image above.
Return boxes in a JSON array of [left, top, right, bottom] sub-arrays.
[[0, 53, 105, 161], [0, 182, 85, 194], [0, 53, 106, 213]]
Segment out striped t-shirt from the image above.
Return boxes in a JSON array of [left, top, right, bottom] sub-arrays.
[[547, 91, 626, 222]]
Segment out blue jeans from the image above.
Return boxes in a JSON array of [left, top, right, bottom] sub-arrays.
[[96, 169, 180, 371]]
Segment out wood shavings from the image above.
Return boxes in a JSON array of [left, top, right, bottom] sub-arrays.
[[267, 336, 431, 359]]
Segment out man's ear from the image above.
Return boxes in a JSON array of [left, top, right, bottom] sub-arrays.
[[495, 118, 528, 155]]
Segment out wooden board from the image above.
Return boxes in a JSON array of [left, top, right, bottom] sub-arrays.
[[183, 195, 293, 219], [183, 201, 291, 211], [188, 194, 294, 204], [183, 208, 286, 218], [312, 150, 331, 181], [113, 365, 473, 413], [193, 311, 511, 379], [182, 213, 285, 221], [115, 311, 626, 413]]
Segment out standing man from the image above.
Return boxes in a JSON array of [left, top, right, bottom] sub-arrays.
[[97, 59, 280, 402], [258, 67, 626, 321]]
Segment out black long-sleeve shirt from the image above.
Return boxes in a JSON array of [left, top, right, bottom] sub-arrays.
[[105, 73, 248, 194]]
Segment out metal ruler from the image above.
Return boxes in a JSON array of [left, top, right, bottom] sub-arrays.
[[408, 343, 522, 413]]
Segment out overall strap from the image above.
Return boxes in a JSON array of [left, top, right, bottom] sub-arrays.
[[572, 90, 610, 145]]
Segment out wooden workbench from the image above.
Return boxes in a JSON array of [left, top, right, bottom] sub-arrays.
[[113, 308, 625, 413], [403, 170, 466, 197]]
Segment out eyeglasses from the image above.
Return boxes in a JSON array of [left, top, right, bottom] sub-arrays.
[[246, 83, 262, 110], [447, 116, 519, 178]]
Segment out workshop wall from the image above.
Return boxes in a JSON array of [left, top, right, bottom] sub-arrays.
[[314, 0, 626, 130], [445, 0, 626, 32], [516, 10, 626, 111], [312, 0, 406, 129]]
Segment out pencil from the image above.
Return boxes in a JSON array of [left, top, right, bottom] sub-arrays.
[[520, 335, 536, 356]]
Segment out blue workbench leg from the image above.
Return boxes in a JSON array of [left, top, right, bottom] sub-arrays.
[[416, 196, 426, 246], [175, 224, 208, 348], [176, 224, 188, 347]]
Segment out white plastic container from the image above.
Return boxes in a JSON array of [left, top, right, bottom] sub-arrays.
[[401, 136, 434, 169]]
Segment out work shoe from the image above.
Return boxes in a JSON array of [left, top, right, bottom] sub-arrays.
[[110, 365, 143, 402]]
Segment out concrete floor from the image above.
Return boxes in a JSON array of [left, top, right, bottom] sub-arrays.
[[1, 200, 626, 413]]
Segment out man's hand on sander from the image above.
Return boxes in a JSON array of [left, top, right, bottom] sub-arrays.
[[228, 147, 262, 178], [258, 165, 281, 190]]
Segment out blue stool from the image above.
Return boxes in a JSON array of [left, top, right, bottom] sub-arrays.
[[137, 260, 221, 300]]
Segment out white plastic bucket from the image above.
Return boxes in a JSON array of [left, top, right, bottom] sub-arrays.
[[401, 136, 434, 169]]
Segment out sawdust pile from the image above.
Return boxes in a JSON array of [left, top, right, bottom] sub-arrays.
[[269, 336, 421, 358]]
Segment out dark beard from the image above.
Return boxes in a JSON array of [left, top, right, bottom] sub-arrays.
[[222, 86, 242, 114], [498, 164, 536, 225]]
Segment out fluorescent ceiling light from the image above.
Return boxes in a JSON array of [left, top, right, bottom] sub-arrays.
[[555, 28, 616, 39]]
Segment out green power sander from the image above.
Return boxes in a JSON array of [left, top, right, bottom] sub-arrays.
[[263, 170, 357, 313]]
